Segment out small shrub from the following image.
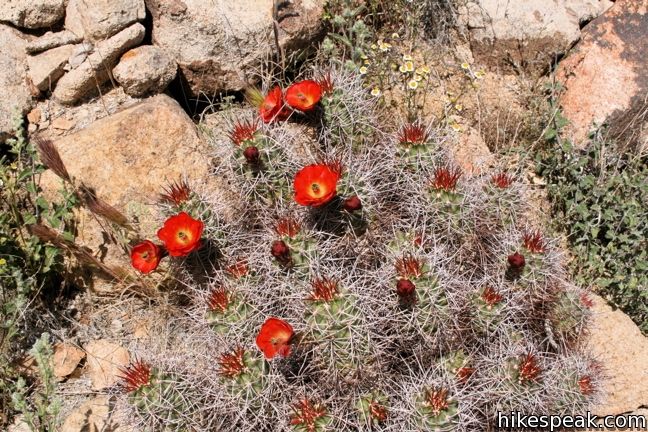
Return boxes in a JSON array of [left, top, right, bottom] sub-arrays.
[[537, 114, 648, 333]]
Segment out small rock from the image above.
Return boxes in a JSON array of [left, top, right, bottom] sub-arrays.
[[557, 0, 648, 146], [53, 23, 145, 105], [0, 24, 32, 139], [26, 31, 83, 54], [27, 107, 42, 124], [0, 0, 65, 29], [51, 342, 85, 379], [27, 44, 75, 92], [588, 294, 648, 416], [68, 0, 146, 41], [84, 340, 129, 390], [113, 45, 177, 97], [51, 116, 75, 131], [60, 396, 110, 432]]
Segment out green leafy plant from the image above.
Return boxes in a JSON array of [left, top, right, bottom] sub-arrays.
[[537, 113, 648, 333], [0, 116, 76, 429], [11, 333, 61, 432]]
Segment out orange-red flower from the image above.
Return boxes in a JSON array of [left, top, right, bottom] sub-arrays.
[[293, 163, 341, 207], [285, 80, 322, 112], [157, 212, 204, 257], [130, 240, 162, 274], [259, 86, 290, 123], [255, 317, 294, 359]]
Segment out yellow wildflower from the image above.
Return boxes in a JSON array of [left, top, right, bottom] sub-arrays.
[[359, 66, 368, 75], [378, 40, 392, 52], [407, 80, 418, 90], [370, 87, 382, 96], [461, 62, 470, 70]]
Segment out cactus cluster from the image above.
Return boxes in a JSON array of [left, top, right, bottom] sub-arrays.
[[118, 68, 600, 431]]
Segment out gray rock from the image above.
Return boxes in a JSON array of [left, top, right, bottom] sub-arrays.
[[147, 0, 324, 96], [67, 0, 146, 41], [0, 24, 32, 139], [52, 23, 145, 105], [27, 44, 76, 92], [461, 0, 614, 75], [26, 31, 83, 54], [0, 0, 65, 29], [113, 45, 177, 97]]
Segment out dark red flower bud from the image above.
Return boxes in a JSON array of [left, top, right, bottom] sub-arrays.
[[343, 195, 362, 212], [507, 252, 526, 269], [243, 146, 260, 164], [271, 240, 290, 261], [396, 278, 416, 297]]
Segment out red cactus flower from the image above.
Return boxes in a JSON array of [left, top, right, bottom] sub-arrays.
[[432, 166, 462, 192], [256, 317, 294, 359], [157, 212, 204, 257], [518, 353, 541, 384], [481, 286, 503, 308], [207, 287, 230, 313], [226, 259, 249, 278], [309, 277, 339, 302], [119, 360, 151, 393], [578, 375, 594, 395], [285, 80, 322, 112], [507, 252, 526, 269], [293, 163, 341, 207], [523, 230, 546, 254], [159, 179, 191, 206], [424, 387, 450, 416], [290, 399, 327, 432], [343, 195, 362, 212], [259, 86, 291, 123], [218, 347, 246, 379], [130, 240, 162, 274], [229, 118, 259, 146], [399, 122, 429, 146], [491, 172, 514, 189], [276, 218, 301, 238], [395, 255, 424, 279]]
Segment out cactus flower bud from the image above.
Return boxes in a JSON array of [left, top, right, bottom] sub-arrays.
[[396, 278, 416, 297], [271, 240, 290, 264], [243, 146, 260, 164], [343, 195, 362, 212], [507, 252, 526, 269]]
